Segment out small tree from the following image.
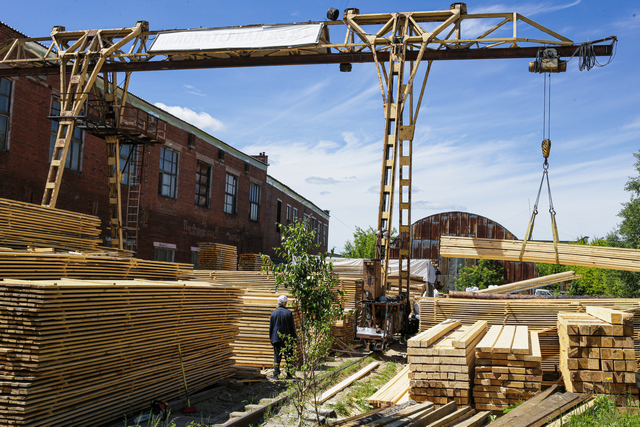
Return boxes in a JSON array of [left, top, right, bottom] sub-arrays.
[[263, 221, 344, 426], [343, 225, 397, 258], [455, 259, 505, 291]]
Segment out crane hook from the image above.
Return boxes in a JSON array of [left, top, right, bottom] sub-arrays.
[[542, 138, 551, 168]]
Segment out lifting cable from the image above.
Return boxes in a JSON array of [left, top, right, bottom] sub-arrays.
[[520, 72, 560, 263]]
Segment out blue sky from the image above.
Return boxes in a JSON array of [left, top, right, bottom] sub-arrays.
[[4, 1, 639, 252]]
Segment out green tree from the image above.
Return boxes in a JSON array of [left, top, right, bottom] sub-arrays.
[[263, 221, 344, 426], [342, 226, 397, 258], [455, 259, 505, 291]]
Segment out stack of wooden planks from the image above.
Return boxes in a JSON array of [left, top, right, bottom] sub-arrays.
[[408, 319, 488, 407], [0, 248, 193, 280], [473, 325, 542, 412], [192, 270, 277, 287], [0, 279, 241, 427], [198, 242, 238, 270], [0, 198, 103, 252], [558, 306, 639, 404], [231, 289, 299, 368], [418, 297, 640, 367], [440, 235, 640, 272], [476, 271, 581, 294], [366, 365, 410, 407], [331, 311, 356, 347], [238, 253, 269, 271]]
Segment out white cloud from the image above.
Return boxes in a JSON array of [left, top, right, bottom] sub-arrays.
[[306, 176, 341, 185], [154, 103, 226, 133]]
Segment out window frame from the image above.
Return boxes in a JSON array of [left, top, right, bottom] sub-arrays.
[[119, 144, 137, 185], [249, 183, 261, 222], [49, 97, 84, 172], [0, 77, 12, 151], [158, 146, 179, 199], [224, 173, 238, 215], [195, 160, 212, 208], [286, 204, 291, 225]]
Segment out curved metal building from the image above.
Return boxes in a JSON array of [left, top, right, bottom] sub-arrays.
[[392, 211, 538, 292]]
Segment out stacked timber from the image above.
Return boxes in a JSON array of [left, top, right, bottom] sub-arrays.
[[192, 270, 277, 288], [198, 242, 238, 270], [440, 236, 640, 273], [408, 319, 488, 407], [0, 279, 241, 427], [366, 365, 411, 407], [0, 248, 193, 280], [238, 253, 270, 271], [558, 307, 639, 404], [0, 198, 103, 252], [336, 278, 359, 311], [231, 289, 299, 368], [418, 297, 640, 367], [473, 325, 543, 412], [331, 311, 356, 347]]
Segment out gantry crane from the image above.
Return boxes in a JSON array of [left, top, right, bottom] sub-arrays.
[[0, 3, 614, 347]]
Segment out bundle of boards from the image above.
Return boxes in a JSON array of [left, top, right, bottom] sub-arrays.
[[198, 242, 238, 270], [238, 253, 269, 271], [0, 279, 242, 426], [558, 306, 639, 404], [0, 249, 193, 280], [407, 319, 487, 407], [0, 198, 102, 252], [473, 325, 543, 412]]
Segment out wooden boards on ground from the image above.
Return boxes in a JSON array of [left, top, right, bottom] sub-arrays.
[[473, 325, 543, 412], [312, 362, 379, 404], [366, 365, 410, 407], [0, 279, 242, 427], [440, 235, 640, 272], [408, 320, 487, 407]]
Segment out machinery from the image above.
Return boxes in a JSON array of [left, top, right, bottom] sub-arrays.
[[0, 5, 615, 330]]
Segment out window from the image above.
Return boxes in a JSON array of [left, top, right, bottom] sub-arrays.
[[311, 217, 317, 241], [224, 173, 237, 214], [195, 161, 211, 207], [154, 247, 175, 262], [0, 78, 11, 151], [218, 149, 225, 162], [286, 205, 291, 225], [276, 200, 282, 232], [187, 133, 196, 148], [50, 98, 83, 171], [119, 144, 137, 185], [191, 248, 199, 269], [158, 146, 179, 198], [317, 223, 322, 244], [249, 183, 261, 222], [323, 223, 328, 246], [293, 208, 298, 223]]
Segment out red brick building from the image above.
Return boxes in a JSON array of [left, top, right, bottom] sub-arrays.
[[0, 22, 329, 264]]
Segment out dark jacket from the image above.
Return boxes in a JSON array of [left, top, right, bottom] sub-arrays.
[[269, 306, 297, 344]]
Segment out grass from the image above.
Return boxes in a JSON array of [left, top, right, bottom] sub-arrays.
[[559, 394, 640, 426]]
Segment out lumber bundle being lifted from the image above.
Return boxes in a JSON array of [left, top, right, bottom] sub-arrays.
[[418, 297, 640, 369], [198, 242, 238, 270], [408, 319, 488, 407], [238, 253, 269, 271], [0, 248, 193, 280], [473, 325, 543, 412], [0, 198, 103, 252], [0, 279, 241, 427], [558, 307, 639, 404], [440, 236, 640, 272]]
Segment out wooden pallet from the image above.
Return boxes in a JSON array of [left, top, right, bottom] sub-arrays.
[[408, 320, 488, 407], [0, 279, 242, 427], [440, 236, 640, 272], [473, 325, 542, 412]]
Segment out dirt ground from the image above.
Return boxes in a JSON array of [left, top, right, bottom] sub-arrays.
[[116, 341, 407, 427]]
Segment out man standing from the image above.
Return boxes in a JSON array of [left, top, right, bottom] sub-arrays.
[[269, 295, 297, 379]]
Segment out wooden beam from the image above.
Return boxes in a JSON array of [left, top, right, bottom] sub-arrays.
[[311, 361, 379, 404], [586, 305, 633, 325]]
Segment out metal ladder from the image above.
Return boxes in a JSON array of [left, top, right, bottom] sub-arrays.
[[124, 145, 145, 254]]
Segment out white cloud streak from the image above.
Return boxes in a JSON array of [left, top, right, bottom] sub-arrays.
[[154, 103, 226, 133]]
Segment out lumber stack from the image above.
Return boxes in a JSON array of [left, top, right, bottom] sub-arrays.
[[418, 297, 640, 367], [198, 242, 238, 270], [336, 278, 359, 311], [231, 289, 300, 368], [238, 253, 270, 271], [473, 325, 543, 412], [331, 311, 355, 347], [408, 319, 488, 407], [192, 270, 277, 288], [558, 307, 639, 404], [440, 235, 640, 272], [0, 248, 193, 280], [0, 198, 103, 252], [366, 365, 411, 407], [0, 279, 241, 427]]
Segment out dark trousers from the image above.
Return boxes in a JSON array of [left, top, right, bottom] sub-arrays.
[[272, 341, 293, 374]]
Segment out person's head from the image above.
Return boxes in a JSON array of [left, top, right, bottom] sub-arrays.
[[278, 294, 288, 307]]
